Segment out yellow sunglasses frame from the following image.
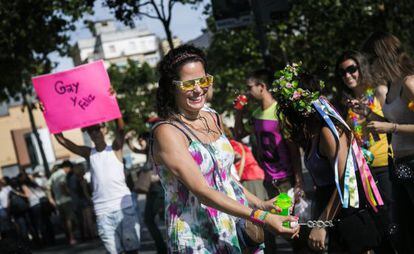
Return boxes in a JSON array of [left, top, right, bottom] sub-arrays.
[[172, 74, 214, 91]]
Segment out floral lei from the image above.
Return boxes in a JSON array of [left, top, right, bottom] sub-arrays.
[[347, 87, 375, 147], [271, 62, 324, 116]]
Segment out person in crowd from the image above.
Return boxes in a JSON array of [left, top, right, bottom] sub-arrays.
[[152, 44, 299, 253], [362, 31, 414, 253], [19, 173, 54, 246], [32, 167, 48, 190], [234, 69, 304, 253], [335, 50, 395, 251], [0, 177, 13, 239], [73, 164, 97, 240], [127, 131, 167, 254], [54, 116, 141, 254], [8, 177, 33, 243], [223, 126, 267, 200], [47, 160, 76, 245], [273, 63, 386, 253]]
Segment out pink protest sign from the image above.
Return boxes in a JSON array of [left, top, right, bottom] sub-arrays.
[[32, 60, 121, 133]]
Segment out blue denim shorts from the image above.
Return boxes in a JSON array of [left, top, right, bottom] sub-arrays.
[[97, 205, 141, 254]]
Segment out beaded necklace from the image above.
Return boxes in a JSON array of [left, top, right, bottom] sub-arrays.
[[348, 87, 375, 148]]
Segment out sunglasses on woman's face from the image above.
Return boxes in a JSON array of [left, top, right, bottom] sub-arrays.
[[338, 65, 358, 77], [172, 74, 214, 92]]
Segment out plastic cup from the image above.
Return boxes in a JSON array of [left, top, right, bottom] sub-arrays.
[[273, 192, 293, 228], [234, 95, 248, 110]]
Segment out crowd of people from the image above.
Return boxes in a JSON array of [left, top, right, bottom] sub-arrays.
[[1, 30, 414, 254], [0, 160, 97, 251]]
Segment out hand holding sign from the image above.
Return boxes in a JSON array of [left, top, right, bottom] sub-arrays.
[[32, 60, 121, 133]]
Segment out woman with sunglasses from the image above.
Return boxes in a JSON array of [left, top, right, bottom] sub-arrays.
[[335, 51, 389, 181], [362, 32, 414, 253], [335, 51, 395, 253], [152, 44, 299, 253]]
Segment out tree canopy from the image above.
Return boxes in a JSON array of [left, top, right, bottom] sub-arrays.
[[0, 0, 94, 102], [104, 0, 202, 50], [206, 0, 414, 114], [107, 60, 157, 134]]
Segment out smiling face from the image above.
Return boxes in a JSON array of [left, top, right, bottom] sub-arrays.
[[174, 61, 209, 114], [339, 59, 360, 90]]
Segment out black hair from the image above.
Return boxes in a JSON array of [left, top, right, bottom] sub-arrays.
[[247, 69, 274, 88], [61, 160, 74, 169], [17, 173, 39, 188], [156, 44, 207, 119], [138, 132, 150, 140], [9, 177, 22, 191]]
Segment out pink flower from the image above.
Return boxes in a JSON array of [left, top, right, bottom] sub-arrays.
[[285, 83, 293, 88], [292, 91, 302, 100]]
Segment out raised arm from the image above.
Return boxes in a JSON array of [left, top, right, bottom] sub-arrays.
[[126, 137, 146, 154], [54, 133, 91, 158], [234, 110, 250, 140], [153, 124, 298, 236], [112, 117, 126, 151]]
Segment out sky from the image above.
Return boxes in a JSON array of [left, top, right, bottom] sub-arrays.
[[52, 0, 209, 72]]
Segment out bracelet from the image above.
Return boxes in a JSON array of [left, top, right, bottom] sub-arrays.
[[249, 208, 269, 226]]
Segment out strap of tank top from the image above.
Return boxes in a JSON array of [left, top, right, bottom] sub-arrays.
[[172, 119, 204, 143], [149, 121, 193, 168], [151, 121, 193, 145]]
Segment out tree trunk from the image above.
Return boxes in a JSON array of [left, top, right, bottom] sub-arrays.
[[22, 93, 51, 178], [163, 21, 175, 51]]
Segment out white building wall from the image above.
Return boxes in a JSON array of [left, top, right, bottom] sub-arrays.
[[102, 35, 159, 59]]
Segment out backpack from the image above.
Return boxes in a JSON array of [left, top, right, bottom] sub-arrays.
[[8, 191, 29, 216]]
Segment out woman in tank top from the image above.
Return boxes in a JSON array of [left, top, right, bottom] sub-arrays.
[[272, 64, 385, 253], [362, 31, 414, 253], [152, 44, 299, 253]]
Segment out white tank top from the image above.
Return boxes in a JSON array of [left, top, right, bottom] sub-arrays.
[[382, 84, 414, 158], [90, 146, 132, 215]]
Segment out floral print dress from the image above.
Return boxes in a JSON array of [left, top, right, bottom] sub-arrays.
[[154, 121, 248, 254]]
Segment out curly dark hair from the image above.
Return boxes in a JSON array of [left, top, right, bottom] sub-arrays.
[[156, 44, 207, 119]]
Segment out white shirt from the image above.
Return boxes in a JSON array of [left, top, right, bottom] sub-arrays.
[[90, 146, 132, 216], [0, 186, 11, 209]]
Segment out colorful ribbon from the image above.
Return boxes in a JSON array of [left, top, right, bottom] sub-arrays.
[[312, 97, 383, 211]]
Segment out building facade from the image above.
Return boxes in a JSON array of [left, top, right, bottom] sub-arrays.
[[72, 20, 162, 68], [0, 101, 85, 178]]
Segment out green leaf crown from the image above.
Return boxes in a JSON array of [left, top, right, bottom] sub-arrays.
[[271, 62, 325, 116]]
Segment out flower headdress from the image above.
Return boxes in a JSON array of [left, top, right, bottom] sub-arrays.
[[271, 62, 325, 116]]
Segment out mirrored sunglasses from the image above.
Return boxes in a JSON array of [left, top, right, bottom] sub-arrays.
[[172, 74, 214, 92]]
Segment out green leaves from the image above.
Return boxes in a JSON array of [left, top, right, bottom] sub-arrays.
[[107, 60, 157, 134], [0, 0, 94, 102]]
